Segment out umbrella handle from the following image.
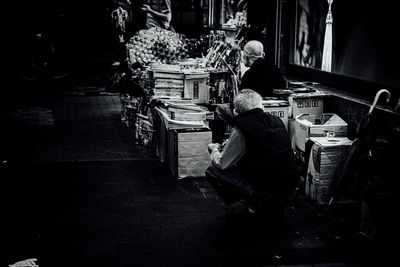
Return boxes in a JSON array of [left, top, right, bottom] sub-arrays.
[[368, 89, 391, 115]]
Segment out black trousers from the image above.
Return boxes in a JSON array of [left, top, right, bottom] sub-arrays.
[[205, 164, 244, 205], [205, 164, 285, 217]]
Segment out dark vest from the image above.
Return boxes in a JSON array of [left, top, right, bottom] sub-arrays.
[[232, 108, 299, 203], [239, 58, 287, 97]]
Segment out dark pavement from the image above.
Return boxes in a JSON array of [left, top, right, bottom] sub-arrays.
[[1, 54, 394, 267]]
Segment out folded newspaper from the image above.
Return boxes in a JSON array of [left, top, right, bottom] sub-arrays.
[[155, 107, 206, 129]]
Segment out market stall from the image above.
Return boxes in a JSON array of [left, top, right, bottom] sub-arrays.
[[118, 27, 351, 199], [118, 27, 242, 178]]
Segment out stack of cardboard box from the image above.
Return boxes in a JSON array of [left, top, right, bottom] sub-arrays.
[[305, 137, 353, 205], [294, 113, 348, 152], [153, 99, 211, 179]]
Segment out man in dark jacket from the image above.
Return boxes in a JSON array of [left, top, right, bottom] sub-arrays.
[[211, 40, 286, 143], [240, 40, 287, 96], [206, 89, 299, 218]]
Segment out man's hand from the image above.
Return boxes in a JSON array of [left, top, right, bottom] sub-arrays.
[[221, 139, 229, 147], [208, 143, 220, 154]]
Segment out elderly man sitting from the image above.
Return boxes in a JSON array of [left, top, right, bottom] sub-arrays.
[[211, 40, 286, 143], [206, 89, 300, 219]]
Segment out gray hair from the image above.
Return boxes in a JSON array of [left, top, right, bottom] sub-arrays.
[[233, 89, 264, 114]]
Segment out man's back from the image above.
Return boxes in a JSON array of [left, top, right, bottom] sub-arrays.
[[239, 58, 286, 97], [232, 109, 299, 203]]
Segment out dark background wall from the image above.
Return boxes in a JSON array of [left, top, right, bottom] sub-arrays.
[[4, 0, 208, 61], [333, 0, 399, 90], [170, 0, 203, 38], [6, 0, 112, 59], [4, 0, 278, 59], [246, 0, 278, 64]]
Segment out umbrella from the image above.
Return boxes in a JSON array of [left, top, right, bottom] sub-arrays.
[[329, 89, 392, 204], [328, 89, 400, 241]]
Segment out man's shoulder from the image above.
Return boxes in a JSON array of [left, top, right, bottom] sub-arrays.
[[253, 58, 278, 70], [245, 60, 276, 77]]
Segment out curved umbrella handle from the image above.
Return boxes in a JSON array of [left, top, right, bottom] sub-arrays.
[[368, 89, 391, 115]]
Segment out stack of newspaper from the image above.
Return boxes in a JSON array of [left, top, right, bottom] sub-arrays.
[[155, 99, 209, 129]]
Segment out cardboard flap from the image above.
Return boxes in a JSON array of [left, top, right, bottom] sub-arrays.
[[324, 114, 347, 125]]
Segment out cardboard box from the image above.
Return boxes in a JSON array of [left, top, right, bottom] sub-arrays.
[[295, 113, 348, 152], [305, 137, 353, 205], [263, 99, 290, 130], [288, 90, 330, 118], [168, 128, 212, 179], [288, 118, 296, 150], [154, 107, 206, 163], [183, 72, 210, 104]]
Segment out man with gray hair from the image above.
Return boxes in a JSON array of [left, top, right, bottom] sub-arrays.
[[211, 40, 286, 143], [206, 89, 300, 220]]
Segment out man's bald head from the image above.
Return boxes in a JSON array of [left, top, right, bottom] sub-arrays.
[[243, 40, 265, 59], [243, 40, 265, 67]]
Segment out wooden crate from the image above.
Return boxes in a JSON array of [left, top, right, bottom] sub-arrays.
[[168, 128, 212, 179]]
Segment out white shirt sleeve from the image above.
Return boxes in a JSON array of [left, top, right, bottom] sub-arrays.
[[210, 127, 246, 170]]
